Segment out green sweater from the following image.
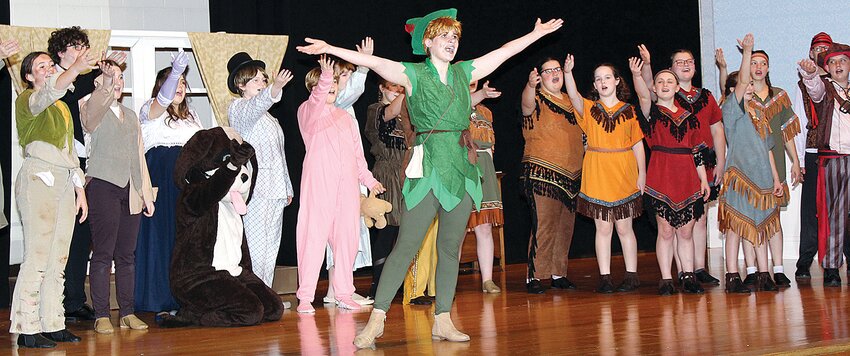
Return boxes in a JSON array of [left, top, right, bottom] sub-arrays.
[[16, 89, 75, 150]]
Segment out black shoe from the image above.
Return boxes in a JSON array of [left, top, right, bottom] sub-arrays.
[[757, 272, 778, 292], [743, 273, 757, 286], [794, 266, 811, 279], [596, 275, 615, 294], [616, 272, 640, 292], [680, 272, 705, 294], [409, 296, 432, 305], [17, 333, 57, 348], [725, 273, 751, 294], [658, 279, 677, 296], [551, 277, 577, 290], [526, 279, 546, 294], [694, 269, 720, 285], [773, 272, 791, 287], [65, 303, 96, 322], [42, 329, 81, 343], [823, 268, 842, 287]]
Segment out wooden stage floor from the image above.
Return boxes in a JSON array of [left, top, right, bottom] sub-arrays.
[[2, 250, 850, 355]]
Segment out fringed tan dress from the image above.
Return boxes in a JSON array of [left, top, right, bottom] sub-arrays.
[[520, 90, 584, 279], [718, 92, 786, 245], [466, 104, 503, 229], [575, 98, 644, 221]]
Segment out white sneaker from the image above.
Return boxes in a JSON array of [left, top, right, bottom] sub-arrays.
[[324, 292, 374, 305], [282, 301, 291, 309], [352, 293, 375, 306]]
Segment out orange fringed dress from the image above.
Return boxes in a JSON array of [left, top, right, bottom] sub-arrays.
[[575, 98, 644, 221]]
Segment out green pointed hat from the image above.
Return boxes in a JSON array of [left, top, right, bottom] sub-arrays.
[[405, 8, 458, 55]]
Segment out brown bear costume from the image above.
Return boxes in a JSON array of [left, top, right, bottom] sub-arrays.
[[161, 127, 283, 327]]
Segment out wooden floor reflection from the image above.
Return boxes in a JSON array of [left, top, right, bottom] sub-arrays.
[[2, 250, 850, 355]]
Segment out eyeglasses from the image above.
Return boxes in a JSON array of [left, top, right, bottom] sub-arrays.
[[673, 59, 695, 66], [66, 43, 90, 51], [541, 67, 563, 75]]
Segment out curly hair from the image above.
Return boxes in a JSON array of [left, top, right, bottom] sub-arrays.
[[588, 64, 630, 102], [47, 26, 90, 64]]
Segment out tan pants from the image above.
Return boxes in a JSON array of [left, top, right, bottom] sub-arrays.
[[10, 158, 77, 334], [527, 194, 576, 279]]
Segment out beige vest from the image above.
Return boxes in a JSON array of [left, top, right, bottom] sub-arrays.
[[87, 105, 142, 190]]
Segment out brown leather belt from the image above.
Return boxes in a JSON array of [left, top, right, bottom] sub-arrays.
[[586, 146, 630, 153]]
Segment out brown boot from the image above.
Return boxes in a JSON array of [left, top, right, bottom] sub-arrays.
[[725, 273, 751, 294], [354, 310, 386, 349], [616, 271, 640, 292], [431, 312, 470, 342], [757, 272, 778, 292]]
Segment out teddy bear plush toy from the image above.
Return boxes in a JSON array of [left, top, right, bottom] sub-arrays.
[[360, 190, 392, 229], [159, 127, 283, 327]]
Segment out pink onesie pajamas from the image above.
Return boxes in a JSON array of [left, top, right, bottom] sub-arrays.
[[295, 70, 378, 305]]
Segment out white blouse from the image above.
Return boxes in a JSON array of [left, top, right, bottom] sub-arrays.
[[139, 98, 203, 153]]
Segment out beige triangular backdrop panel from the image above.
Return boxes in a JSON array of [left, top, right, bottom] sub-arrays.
[[1, 25, 110, 95], [188, 32, 288, 127]]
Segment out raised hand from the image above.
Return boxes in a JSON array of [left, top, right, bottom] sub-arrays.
[[297, 38, 331, 55], [171, 49, 190, 73], [563, 54, 575, 73], [71, 47, 97, 72], [318, 54, 335, 74], [106, 51, 127, 66], [356, 37, 374, 56], [527, 68, 541, 89], [798, 59, 818, 75], [628, 57, 643, 75], [737, 33, 754, 51], [97, 59, 117, 85], [272, 68, 293, 90], [715, 48, 727, 69], [533, 18, 564, 36], [0, 39, 20, 59], [637, 44, 651, 64], [479, 80, 502, 99]]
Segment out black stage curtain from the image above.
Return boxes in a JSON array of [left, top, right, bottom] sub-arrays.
[[2, 0, 12, 308], [209, 0, 702, 265]]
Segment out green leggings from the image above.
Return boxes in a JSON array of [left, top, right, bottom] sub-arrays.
[[373, 191, 473, 314]]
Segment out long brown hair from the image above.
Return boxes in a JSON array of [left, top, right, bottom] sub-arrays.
[[151, 66, 194, 125], [588, 63, 631, 102]]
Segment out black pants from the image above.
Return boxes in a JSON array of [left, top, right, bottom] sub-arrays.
[[63, 158, 91, 312], [797, 153, 819, 270], [368, 225, 398, 298]]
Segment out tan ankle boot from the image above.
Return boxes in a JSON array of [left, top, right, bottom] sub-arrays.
[[353, 310, 386, 349], [120, 314, 149, 330], [94, 317, 114, 334], [431, 312, 470, 342]]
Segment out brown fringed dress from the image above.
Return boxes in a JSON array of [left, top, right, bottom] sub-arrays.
[[520, 90, 584, 279]]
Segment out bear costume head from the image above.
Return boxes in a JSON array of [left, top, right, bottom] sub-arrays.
[[163, 127, 283, 328]]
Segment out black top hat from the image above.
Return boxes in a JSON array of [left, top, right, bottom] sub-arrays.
[[227, 52, 266, 94]]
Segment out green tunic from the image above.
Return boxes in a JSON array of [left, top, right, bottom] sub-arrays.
[[401, 58, 482, 211]]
